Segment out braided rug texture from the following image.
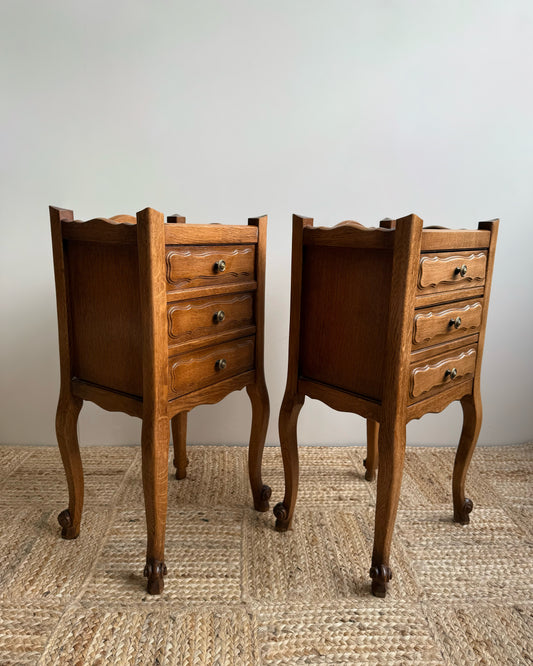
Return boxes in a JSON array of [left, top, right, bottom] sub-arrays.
[[0, 443, 531, 665]]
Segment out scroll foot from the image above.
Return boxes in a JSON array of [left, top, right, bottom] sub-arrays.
[[58, 508, 79, 540], [274, 502, 291, 532], [254, 484, 272, 512], [454, 497, 473, 525], [144, 559, 167, 595], [369, 564, 393, 598]]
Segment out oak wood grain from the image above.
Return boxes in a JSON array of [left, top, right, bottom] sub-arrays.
[[166, 280, 258, 303], [165, 224, 257, 245]]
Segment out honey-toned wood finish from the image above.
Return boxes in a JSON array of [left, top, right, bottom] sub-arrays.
[[277, 213, 498, 598], [50, 207, 270, 596]]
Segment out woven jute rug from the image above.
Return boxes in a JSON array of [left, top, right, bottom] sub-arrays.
[[0, 443, 531, 665]]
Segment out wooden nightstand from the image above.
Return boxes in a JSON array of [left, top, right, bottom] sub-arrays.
[[50, 206, 270, 594], [274, 213, 498, 597]]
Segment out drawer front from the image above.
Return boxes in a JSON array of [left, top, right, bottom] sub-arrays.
[[168, 293, 254, 345], [417, 252, 486, 295], [410, 346, 477, 401], [412, 299, 483, 349], [165, 245, 255, 290], [168, 337, 255, 398]]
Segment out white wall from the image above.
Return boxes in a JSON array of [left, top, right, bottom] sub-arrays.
[[1, 0, 532, 446]]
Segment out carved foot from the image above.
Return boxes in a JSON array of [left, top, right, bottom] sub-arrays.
[[369, 564, 393, 598], [254, 485, 272, 512], [363, 458, 376, 482], [454, 498, 473, 525], [57, 509, 79, 540], [274, 502, 292, 532], [144, 559, 167, 595]]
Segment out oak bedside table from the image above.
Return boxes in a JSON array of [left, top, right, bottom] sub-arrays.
[[50, 206, 270, 594], [274, 213, 498, 597]]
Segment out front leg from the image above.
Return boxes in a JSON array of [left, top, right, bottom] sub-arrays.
[[56, 391, 83, 539], [274, 392, 304, 531], [370, 416, 406, 597], [141, 413, 170, 594], [453, 391, 482, 524], [246, 379, 271, 512]]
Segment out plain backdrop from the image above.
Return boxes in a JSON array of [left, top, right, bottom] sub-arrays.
[[1, 1, 532, 447]]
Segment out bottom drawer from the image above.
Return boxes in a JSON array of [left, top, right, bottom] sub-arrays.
[[409, 345, 477, 402], [168, 337, 255, 399]]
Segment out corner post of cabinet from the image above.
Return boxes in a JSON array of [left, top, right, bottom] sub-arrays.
[[50, 205, 84, 539], [137, 207, 169, 412], [370, 212, 423, 596], [50, 206, 75, 391], [247, 215, 268, 377], [285, 214, 314, 396], [472, 219, 499, 386], [136, 206, 170, 593], [273, 214, 313, 531]]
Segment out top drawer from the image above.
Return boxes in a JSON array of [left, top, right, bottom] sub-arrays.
[[165, 245, 255, 291], [417, 251, 487, 296]]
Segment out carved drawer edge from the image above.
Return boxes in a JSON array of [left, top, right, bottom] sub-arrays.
[[412, 301, 483, 345], [418, 253, 487, 289], [410, 347, 477, 399]]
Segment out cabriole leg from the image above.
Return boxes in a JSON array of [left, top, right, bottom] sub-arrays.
[[370, 417, 406, 597], [246, 379, 271, 512], [274, 392, 304, 531], [171, 412, 188, 480], [453, 392, 482, 524], [364, 419, 379, 481], [56, 391, 83, 539], [141, 414, 170, 594]]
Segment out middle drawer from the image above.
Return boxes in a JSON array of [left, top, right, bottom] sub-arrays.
[[167, 292, 254, 346], [412, 297, 483, 350]]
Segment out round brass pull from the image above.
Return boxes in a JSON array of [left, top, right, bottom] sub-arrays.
[[214, 310, 226, 323], [455, 264, 468, 277], [449, 317, 462, 329], [445, 368, 458, 380], [214, 260, 226, 273], [215, 358, 227, 371]]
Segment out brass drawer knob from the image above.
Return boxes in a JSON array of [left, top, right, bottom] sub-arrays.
[[449, 317, 462, 329], [214, 310, 226, 323], [445, 367, 458, 380], [214, 260, 226, 273], [455, 264, 468, 277], [215, 358, 227, 371]]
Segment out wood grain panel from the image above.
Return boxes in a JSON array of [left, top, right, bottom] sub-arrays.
[[299, 245, 393, 401], [165, 224, 257, 245], [167, 292, 254, 345], [412, 299, 483, 349], [66, 240, 143, 396], [165, 245, 255, 290], [168, 337, 255, 398]]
